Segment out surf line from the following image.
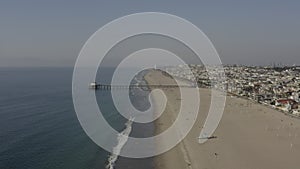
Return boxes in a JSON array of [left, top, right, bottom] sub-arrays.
[[106, 117, 134, 169]]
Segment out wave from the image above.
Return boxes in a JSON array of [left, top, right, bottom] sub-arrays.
[[106, 117, 134, 169]]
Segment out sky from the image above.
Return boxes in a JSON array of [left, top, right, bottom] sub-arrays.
[[0, 0, 299, 67]]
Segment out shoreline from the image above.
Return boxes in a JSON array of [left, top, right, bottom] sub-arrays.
[[145, 70, 193, 169], [145, 70, 300, 169]]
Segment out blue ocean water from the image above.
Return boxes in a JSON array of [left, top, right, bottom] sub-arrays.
[[0, 67, 154, 169]]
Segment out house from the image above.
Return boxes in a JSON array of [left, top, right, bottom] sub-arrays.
[[275, 99, 298, 110]]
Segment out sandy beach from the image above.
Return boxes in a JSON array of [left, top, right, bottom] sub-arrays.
[[144, 70, 300, 169]]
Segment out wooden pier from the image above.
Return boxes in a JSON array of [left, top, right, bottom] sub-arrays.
[[89, 82, 195, 90]]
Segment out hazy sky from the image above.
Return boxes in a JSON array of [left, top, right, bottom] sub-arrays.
[[0, 0, 299, 67]]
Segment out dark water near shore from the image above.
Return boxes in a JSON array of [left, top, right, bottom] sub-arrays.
[[0, 67, 154, 169]]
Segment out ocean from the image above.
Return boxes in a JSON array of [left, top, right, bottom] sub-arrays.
[[0, 67, 154, 169]]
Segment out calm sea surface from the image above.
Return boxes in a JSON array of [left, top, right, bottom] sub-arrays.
[[0, 67, 154, 169]]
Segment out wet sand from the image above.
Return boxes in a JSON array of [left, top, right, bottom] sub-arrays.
[[145, 70, 300, 169]]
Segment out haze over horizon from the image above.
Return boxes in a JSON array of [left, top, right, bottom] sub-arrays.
[[1, 0, 299, 67]]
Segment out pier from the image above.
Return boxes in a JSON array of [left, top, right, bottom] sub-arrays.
[[89, 82, 195, 90]]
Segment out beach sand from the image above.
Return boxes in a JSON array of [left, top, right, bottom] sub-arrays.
[[145, 70, 300, 169]]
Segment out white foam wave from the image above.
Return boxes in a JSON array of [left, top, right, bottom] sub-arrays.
[[106, 117, 134, 169]]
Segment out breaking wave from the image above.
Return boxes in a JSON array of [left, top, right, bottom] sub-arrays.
[[106, 117, 134, 169]]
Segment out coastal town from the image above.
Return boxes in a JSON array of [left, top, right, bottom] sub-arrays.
[[166, 65, 300, 116]]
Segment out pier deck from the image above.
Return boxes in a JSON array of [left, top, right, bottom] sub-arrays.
[[90, 83, 195, 90]]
